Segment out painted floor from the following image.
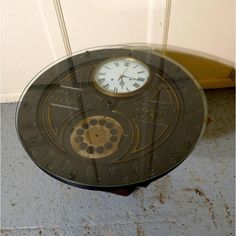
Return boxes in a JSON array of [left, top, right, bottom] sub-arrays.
[[1, 88, 235, 236]]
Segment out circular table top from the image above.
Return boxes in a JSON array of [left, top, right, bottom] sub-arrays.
[[16, 46, 207, 191]]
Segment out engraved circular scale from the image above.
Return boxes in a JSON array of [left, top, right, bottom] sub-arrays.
[[16, 46, 207, 195]]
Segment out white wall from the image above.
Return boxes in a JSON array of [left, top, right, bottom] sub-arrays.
[[60, 0, 166, 50], [1, 0, 65, 102], [1, 0, 235, 102], [168, 0, 235, 63]]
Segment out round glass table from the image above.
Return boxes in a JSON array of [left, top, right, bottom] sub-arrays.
[[16, 46, 207, 195]]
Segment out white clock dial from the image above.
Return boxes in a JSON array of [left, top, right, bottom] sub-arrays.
[[94, 58, 150, 96]]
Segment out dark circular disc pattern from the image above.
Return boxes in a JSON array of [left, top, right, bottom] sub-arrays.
[[70, 115, 123, 159], [16, 46, 207, 190]]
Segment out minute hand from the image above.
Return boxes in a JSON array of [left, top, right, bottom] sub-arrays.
[[122, 75, 140, 80]]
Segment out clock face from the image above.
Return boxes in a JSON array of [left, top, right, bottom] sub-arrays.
[[94, 58, 150, 96]]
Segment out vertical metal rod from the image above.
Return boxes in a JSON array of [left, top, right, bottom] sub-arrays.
[[53, 0, 72, 56], [53, 0, 99, 180], [53, 0, 77, 86], [162, 0, 172, 55], [146, 0, 155, 44]]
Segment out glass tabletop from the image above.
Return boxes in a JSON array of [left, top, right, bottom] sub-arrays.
[[16, 45, 207, 190]]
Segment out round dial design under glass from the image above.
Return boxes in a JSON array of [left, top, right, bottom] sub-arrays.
[[94, 58, 150, 96]]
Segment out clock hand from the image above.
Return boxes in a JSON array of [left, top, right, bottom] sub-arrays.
[[122, 75, 139, 80], [119, 64, 131, 78], [119, 77, 125, 89]]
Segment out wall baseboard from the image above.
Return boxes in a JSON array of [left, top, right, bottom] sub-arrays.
[[0, 93, 21, 103]]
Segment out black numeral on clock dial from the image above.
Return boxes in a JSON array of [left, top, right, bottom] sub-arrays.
[[133, 83, 140, 88], [103, 84, 110, 89], [98, 78, 105, 83], [113, 87, 118, 93], [124, 61, 129, 67]]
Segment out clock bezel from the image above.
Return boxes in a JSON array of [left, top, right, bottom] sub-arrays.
[[93, 57, 151, 97]]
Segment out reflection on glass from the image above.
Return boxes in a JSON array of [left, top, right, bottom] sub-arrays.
[[16, 45, 207, 190]]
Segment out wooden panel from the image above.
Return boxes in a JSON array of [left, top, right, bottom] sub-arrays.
[[165, 48, 235, 89]]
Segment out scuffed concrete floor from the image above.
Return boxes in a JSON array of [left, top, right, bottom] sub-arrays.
[[1, 88, 235, 236]]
